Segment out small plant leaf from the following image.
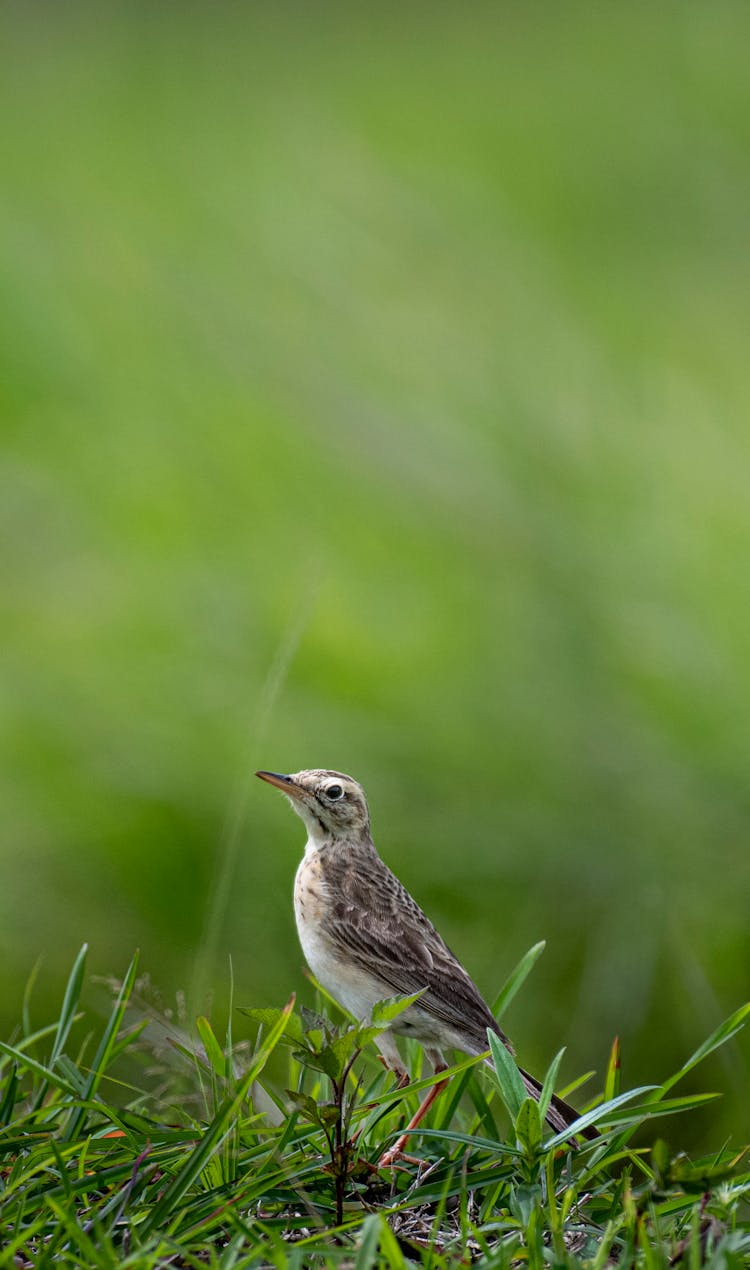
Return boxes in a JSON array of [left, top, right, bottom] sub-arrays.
[[297, 1042, 343, 1081], [238, 1006, 304, 1044], [515, 1096, 542, 1155], [330, 1027, 362, 1072], [300, 1005, 330, 1035], [285, 1088, 321, 1125], [318, 1103, 340, 1129]]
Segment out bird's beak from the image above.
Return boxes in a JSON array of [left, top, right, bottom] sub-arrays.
[[256, 771, 305, 800]]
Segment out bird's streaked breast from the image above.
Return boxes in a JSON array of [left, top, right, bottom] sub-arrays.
[[293, 845, 389, 1022]]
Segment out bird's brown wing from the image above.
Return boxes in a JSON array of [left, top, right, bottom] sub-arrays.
[[322, 849, 509, 1050]]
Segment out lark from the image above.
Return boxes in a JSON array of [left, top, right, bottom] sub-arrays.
[[256, 768, 596, 1162]]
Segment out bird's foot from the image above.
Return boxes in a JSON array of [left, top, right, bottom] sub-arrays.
[[377, 1137, 424, 1169]]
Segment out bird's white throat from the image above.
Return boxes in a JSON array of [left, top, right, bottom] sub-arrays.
[[304, 829, 327, 856]]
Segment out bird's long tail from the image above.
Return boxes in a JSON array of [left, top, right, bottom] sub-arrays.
[[517, 1065, 599, 1142]]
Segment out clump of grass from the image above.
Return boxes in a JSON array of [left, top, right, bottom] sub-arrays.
[[1, 946, 748, 1268]]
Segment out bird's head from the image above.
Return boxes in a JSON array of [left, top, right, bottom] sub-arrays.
[[256, 768, 371, 844]]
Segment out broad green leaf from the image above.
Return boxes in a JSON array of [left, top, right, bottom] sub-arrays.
[[330, 1027, 362, 1073], [488, 1030, 526, 1122], [317, 1103, 339, 1128], [370, 990, 427, 1027], [312, 1044, 343, 1081], [511, 1180, 540, 1226], [353, 1024, 383, 1051], [670, 1152, 749, 1191], [292, 1043, 341, 1080]]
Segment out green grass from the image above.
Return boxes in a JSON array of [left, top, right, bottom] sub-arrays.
[[2, 949, 748, 1267], [2, 0, 750, 1158]]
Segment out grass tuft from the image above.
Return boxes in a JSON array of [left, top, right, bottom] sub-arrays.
[[1, 948, 748, 1267]]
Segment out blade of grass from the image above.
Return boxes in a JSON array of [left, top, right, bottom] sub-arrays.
[[44, 1195, 107, 1264], [436, 1064, 476, 1131], [0, 1018, 84, 1075], [196, 1017, 226, 1078], [64, 951, 139, 1141], [544, 1085, 658, 1147], [0, 1064, 19, 1125], [658, 1003, 750, 1098], [138, 995, 295, 1239], [598, 1092, 721, 1120], [537, 1047, 566, 1127], [491, 941, 546, 1020], [21, 957, 43, 1039], [0, 1040, 79, 1096], [50, 944, 88, 1069], [558, 1069, 597, 1100], [225, 954, 235, 1081], [354, 1211, 382, 1270], [604, 1036, 621, 1103]]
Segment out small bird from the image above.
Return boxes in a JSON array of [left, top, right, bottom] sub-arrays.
[[256, 767, 596, 1158]]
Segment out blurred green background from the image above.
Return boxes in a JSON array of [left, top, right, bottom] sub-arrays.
[[1, 3, 749, 1146]]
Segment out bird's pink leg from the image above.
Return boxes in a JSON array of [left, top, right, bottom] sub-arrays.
[[378, 1065, 449, 1169]]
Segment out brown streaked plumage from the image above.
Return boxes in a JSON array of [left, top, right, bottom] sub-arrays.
[[256, 768, 596, 1151]]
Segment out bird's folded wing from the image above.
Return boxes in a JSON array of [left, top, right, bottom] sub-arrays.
[[326, 866, 504, 1048]]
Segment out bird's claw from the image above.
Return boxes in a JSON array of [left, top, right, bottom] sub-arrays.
[[377, 1140, 424, 1170]]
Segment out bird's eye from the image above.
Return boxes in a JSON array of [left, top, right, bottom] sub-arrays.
[[325, 784, 344, 800]]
